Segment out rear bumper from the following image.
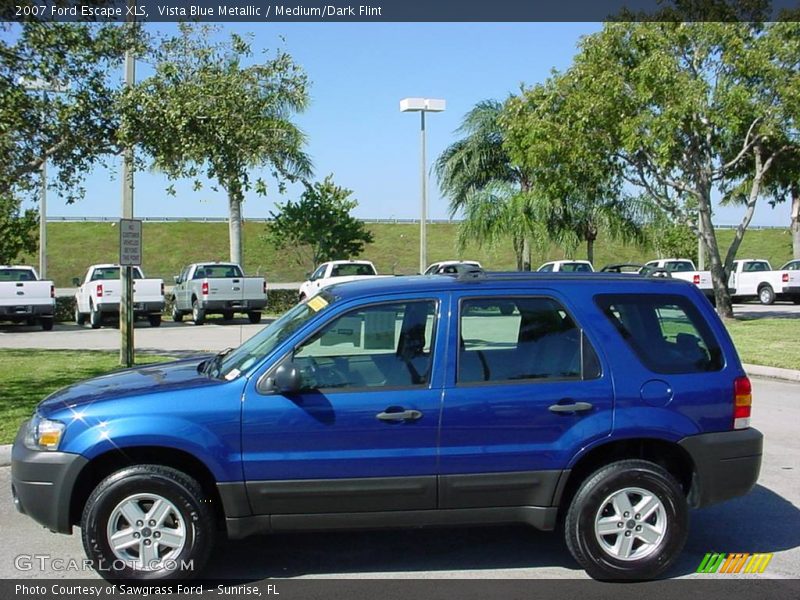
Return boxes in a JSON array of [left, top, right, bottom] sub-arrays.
[[779, 286, 800, 295], [10, 423, 87, 534], [0, 303, 54, 318], [198, 299, 267, 311], [96, 301, 163, 315], [679, 428, 762, 508]]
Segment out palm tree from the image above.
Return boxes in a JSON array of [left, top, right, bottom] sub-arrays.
[[434, 100, 536, 270]]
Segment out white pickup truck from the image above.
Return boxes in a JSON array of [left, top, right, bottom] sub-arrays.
[[73, 264, 164, 329], [641, 259, 714, 300], [728, 259, 800, 305], [299, 260, 381, 301], [171, 262, 267, 325], [0, 266, 54, 330], [537, 260, 594, 272]]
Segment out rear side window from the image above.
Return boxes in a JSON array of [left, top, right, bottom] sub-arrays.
[[458, 297, 601, 384], [743, 261, 770, 272], [595, 294, 723, 374]]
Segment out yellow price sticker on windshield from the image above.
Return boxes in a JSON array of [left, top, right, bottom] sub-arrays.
[[307, 295, 329, 312]]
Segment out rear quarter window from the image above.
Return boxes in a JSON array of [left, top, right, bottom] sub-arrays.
[[595, 294, 723, 374]]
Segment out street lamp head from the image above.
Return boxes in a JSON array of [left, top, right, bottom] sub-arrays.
[[400, 97, 446, 113]]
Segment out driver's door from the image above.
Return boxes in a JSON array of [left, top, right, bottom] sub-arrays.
[[241, 296, 446, 515]]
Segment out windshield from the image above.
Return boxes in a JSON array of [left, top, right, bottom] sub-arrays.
[[211, 293, 334, 379]]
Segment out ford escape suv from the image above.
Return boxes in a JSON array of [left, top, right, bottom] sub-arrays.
[[11, 272, 762, 580]]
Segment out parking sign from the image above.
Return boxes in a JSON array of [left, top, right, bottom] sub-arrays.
[[119, 219, 142, 266]]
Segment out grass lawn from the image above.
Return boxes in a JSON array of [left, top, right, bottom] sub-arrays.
[[0, 350, 172, 444], [725, 318, 800, 371], [17, 221, 796, 286]]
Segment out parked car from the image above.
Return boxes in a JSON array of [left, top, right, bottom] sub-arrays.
[[600, 263, 644, 274], [12, 271, 761, 581], [299, 260, 380, 300], [537, 260, 594, 272], [171, 262, 267, 325], [424, 260, 482, 275], [0, 265, 54, 330], [641, 259, 714, 301], [728, 259, 800, 305], [73, 264, 164, 329], [780, 259, 800, 271]]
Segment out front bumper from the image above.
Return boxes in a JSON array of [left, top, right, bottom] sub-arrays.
[[10, 422, 88, 534], [679, 428, 762, 508]]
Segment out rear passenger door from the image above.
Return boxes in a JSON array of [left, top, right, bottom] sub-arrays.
[[438, 293, 613, 509]]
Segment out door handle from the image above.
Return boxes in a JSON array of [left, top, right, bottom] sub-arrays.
[[376, 409, 423, 422], [548, 401, 593, 414]]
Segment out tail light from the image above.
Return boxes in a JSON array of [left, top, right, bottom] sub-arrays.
[[263, 281, 267, 295], [783, 273, 789, 283], [693, 274, 701, 284], [201, 282, 209, 296], [96, 284, 103, 298], [50, 285, 55, 299], [733, 376, 752, 430], [160, 282, 165, 297]]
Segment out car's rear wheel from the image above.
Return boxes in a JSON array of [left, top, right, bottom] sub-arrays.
[[81, 465, 215, 581], [90, 302, 102, 329], [40, 316, 54, 331], [564, 459, 687, 580], [148, 314, 162, 327], [248, 311, 262, 324], [191, 299, 205, 326], [758, 284, 775, 305], [222, 311, 234, 321]]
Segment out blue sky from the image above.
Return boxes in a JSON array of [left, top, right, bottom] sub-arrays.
[[40, 22, 790, 227]]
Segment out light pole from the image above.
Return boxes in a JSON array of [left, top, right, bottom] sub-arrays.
[[18, 78, 68, 279], [400, 97, 446, 274]]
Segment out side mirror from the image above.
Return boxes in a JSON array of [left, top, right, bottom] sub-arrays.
[[305, 272, 312, 280], [173, 275, 180, 284], [71, 277, 80, 286], [260, 361, 303, 394]]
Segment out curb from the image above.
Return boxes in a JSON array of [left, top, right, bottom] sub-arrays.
[[743, 363, 800, 383]]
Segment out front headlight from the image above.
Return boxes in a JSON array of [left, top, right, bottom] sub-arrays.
[[24, 414, 66, 451]]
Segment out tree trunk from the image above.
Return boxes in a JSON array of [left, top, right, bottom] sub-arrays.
[[512, 235, 524, 271], [522, 236, 531, 271], [586, 237, 595, 265], [792, 183, 800, 260], [227, 181, 244, 266], [696, 192, 734, 319]]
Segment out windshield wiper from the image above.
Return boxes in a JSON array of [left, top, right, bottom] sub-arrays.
[[201, 347, 234, 377]]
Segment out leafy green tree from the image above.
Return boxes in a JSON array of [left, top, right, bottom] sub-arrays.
[[0, 195, 38, 264], [120, 24, 311, 267], [645, 213, 698, 264], [506, 20, 799, 318], [265, 175, 374, 271], [1, 23, 139, 203], [434, 100, 536, 270]]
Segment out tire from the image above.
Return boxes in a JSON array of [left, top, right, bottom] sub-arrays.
[[90, 303, 102, 329], [40, 317, 54, 331], [222, 311, 234, 321], [171, 303, 183, 323], [81, 465, 215, 581], [564, 459, 688, 581], [75, 306, 86, 326], [758, 284, 775, 306], [247, 311, 262, 324], [299, 293, 306, 303], [191, 299, 205, 326], [148, 314, 162, 328], [26, 316, 37, 326]]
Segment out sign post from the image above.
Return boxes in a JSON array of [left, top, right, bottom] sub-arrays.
[[119, 218, 140, 367]]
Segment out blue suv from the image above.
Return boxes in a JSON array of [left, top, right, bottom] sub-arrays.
[[11, 273, 762, 580]]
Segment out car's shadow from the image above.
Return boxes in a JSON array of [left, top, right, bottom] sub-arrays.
[[203, 484, 799, 581]]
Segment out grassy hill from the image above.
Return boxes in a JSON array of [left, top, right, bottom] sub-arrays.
[[18, 221, 796, 286]]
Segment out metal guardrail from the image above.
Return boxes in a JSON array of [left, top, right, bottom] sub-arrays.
[[43, 216, 788, 229]]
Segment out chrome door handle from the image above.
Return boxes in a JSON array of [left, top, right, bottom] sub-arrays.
[[376, 409, 423, 422], [549, 401, 593, 414]]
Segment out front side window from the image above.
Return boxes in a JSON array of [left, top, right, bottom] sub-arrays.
[[458, 297, 600, 384], [289, 300, 437, 390], [595, 294, 723, 374], [538, 263, 554, 272]]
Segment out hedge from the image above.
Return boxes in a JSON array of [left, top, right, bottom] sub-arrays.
[[54, 289, 299, 323]]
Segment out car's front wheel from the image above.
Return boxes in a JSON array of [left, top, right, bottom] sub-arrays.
[[564, 459, 687, 580], [81, 465, 215, 581]]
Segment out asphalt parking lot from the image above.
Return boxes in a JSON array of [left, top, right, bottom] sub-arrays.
[[0, 376, 798, 580]]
